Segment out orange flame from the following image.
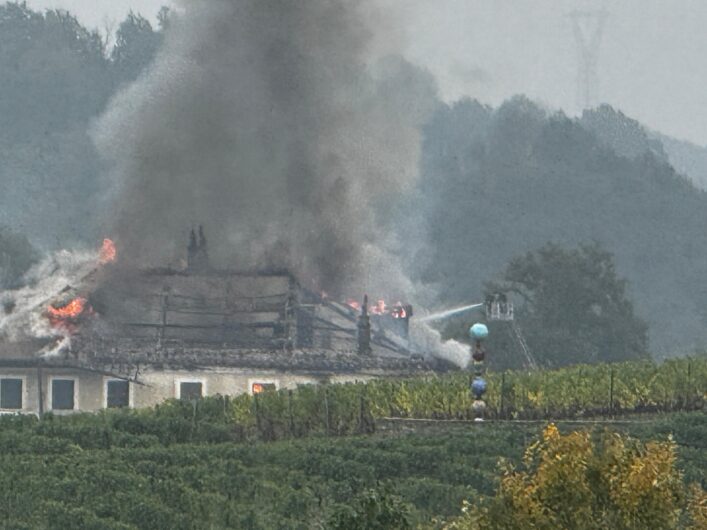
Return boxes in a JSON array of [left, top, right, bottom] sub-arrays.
[[370, 299, 387, 315], [345, 298, 409, 318], [48, 297, 87, 319], [346, 299, 361, 311], [391, 302, 407, 319], [99, 238, 117, 264], [252, 383, 275, 394]]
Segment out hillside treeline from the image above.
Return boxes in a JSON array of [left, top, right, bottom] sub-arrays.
[[416, 97, 707, 355], [0, 2, 163, 247]]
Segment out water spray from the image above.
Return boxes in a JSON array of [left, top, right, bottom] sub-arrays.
[[416, 303, 484, 323]]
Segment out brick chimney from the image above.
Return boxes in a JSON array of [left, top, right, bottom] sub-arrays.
[[187, 225, 210, 272], [357, 295, 371, 355]]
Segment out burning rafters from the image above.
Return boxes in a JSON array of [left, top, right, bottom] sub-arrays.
[[45, 238, 115, 331], [345, 298, 410, 319], [47, 297, 87, 320]]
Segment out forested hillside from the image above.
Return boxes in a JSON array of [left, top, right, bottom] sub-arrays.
[[652, 131, 707, 190], [415, 96, 707, 355], [0, 3, 163, 247]]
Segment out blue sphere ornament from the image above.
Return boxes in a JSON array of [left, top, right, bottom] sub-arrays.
[[471, 377, 487, 398], [469, 323, 489, 340]]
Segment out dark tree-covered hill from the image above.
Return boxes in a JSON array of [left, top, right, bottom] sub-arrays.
[[415, 96, 707, 356], [0, 3, 164, 247]]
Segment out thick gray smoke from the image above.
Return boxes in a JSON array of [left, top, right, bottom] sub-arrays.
[[94, 0, 437, 299], [93, 0, 470, 366]]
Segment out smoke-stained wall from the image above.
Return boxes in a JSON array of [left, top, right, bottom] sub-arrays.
[[94, 0, 437, 299]]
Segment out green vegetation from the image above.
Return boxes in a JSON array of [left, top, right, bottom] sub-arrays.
[[0, 2, 164, 245], [446, 241, 649, 368], [65, 357, 702, 446], [0, 225, 37, 288], [0, 358, 703, 527], [445, 423, 706, 530], [417, 96, 707, 355], [0, 406, 704, 528]]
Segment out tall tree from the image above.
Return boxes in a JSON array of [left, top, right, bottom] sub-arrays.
[[0, 225, 37, 289], [446, 425, 704, 530], [111, 12, 164, 86], [0, 4, 164, 248], [490, 242, 649, 367]]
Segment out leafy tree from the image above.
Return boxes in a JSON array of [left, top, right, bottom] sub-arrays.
[[111, 12, 164, 86], [0, 225, 37, 288], [327, 486, 413, 529], [0, 3, 163, 247], [486, 242, 649, 368], [580, 104, 666, 161], [446, 424, 705, 530]]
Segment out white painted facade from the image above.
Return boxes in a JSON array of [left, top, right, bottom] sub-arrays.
[[0, 366, 377, 414]]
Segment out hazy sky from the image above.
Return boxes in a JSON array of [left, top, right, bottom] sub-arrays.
[[25, 0, 707, 146]]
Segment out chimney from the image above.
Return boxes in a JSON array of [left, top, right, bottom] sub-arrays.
[[187, 228, 198, 268], [187, 225, 210, 272], [357, 295, 371, 355]]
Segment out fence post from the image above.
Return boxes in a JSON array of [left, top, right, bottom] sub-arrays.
[[609, 368, 615, 417], [686, 361, 692, 410], [254, 393, 262, 438], [358, 394, 365, 434], [358, 390, 374, 434], [323, 388, 331, 436], [288, 390, 295, 437], [499, 371, 506, 419]]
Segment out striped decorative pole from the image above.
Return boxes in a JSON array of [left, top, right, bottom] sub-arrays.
[[469, 323, 489, 421]]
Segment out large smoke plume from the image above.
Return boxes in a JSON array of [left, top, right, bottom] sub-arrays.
[[94, 0, 436, 299], [93, 0, 469, 366]]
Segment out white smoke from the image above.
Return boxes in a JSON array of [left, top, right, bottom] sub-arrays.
[[409, 322, 470, 368], [0, 248, 98, 356]]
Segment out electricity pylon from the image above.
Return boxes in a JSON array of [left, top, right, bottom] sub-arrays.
[[569, 8, 608, 111]]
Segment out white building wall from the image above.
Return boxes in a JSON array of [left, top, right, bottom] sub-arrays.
[[0, 366, 378, 414]]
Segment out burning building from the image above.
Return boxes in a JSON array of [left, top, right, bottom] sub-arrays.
[[0, 232, 434, 414], [0, 0, 464, 414]]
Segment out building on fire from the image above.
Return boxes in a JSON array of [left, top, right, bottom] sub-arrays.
[[0, 230, 436, 414]]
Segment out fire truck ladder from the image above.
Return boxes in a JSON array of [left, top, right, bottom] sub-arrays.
[[510, 320, 539, 370]]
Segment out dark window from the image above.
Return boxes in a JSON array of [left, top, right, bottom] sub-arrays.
[[52, 379, 75, 410], [180, 382, 203, 401], [106, 380, 130, 408], [0, 378, 22, 409], [252, 382, 276, 394]]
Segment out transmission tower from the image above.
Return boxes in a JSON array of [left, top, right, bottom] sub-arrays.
[[569, 9, 608, 110]]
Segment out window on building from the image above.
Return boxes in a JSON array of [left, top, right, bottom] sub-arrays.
[[106, 380, 130, 408], [51, 379, 75, 410], [252, 382, 277, 394], [179, 382, 203, 401], [0, 378, 23, 409]]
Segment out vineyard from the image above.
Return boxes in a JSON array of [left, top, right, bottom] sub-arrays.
[[0, 358, 704, 528], [190, 357, 704, 442], [0, 408, 704, 528], [0, 358, 699, 449]]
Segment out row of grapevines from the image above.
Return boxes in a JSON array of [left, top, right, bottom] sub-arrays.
[[232, 357, 706, 436]]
